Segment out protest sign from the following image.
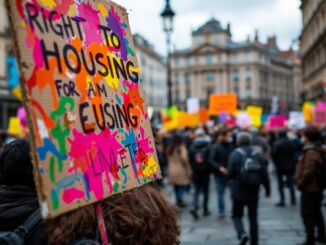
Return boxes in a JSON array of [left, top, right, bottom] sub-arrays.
[[162, 106, 179, 130], [198, 108, 209, 123], [288, 111, 305, 129], [246, 106, 263, 127], [7, 117, 22, 136], [236, 112, 251, 129], [7, 55, 22, 100], [313, 109, 326, 126], [302, 102, 314, 122], [7, 0, 160, 218], [208, 93, 237, 115], [178, 112, 199, 127], [268, 115, 286, 129], [187, 97, 200, 114]]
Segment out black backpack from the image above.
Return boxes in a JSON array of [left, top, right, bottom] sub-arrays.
[[0, 209, 41, 245], [192, 145, 210, 172], [236, 148, 263, 188]]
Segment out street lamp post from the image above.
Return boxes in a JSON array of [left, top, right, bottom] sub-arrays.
[[161, 0, 175, 107]]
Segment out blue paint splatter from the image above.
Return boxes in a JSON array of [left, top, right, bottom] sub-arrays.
[[115, 94, 122, 104], [37, 138, 67, 161]]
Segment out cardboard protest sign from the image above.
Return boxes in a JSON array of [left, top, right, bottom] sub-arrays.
[[246, 106, 263, 127], [208, 93, 237, 115], [313, 109, 326, 126], [288, 111, 305, 129], [162, 106, 179, 130], [268, 115, 286, 129], [302, 102, 314, 122], [236, 112, 251, 129], [198, 108, 209, 123], [178, 112, 199, 127], [7, 117, 22, 136], [187, 97, 200, 114], [7, 0, 160, 218]]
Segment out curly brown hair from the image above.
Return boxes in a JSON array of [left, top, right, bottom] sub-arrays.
[[46, 184, 180, 245], [103, 184, 180, 245]]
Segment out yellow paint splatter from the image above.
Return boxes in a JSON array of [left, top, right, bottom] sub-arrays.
[[103, 52, 119, 89], [98, 2, 108, 16], [38, 0, 56, 9], [67, 5, 76, 17], [20, 21, 26, 28], [143, 156, 159, 177]]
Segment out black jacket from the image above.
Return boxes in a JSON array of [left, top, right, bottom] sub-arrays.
[[0, 185, 45, 245], [228, 145, 270, 200], [209, 141, 233, 177], [272, 138, 296, 174], [189, 137, 211, 181]]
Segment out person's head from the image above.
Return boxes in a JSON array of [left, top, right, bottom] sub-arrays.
[[167, 134, 185, 156], [194, 128, 205, 138], [46, 184, 180, 245], [278, 130, 287, 139], [236, 131, 252, 146], [303, 126, 321, 144], [218, 129, 232, 143], [0, 139, 34, 188]]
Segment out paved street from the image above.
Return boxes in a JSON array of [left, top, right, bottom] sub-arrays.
[[163, 170, 326, 245]]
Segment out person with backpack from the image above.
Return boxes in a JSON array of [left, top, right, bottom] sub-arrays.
[[209, 128, 234, 217], [272, 131, 297, 207], [228, 132, 270, 245], [295, 126, 326, 245], [188, 128, 212, 220]]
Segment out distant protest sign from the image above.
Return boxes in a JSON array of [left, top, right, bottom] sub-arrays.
[[288, 111, 305, 129], [246, 106, 263, 127], [313, 109, 326, 126], [7, 0, 160, 218], [208, 93, 237, 115], [187, 97, 200, 114]]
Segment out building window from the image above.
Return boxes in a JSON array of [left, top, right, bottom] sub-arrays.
[[231, 53, 238, 63], [245, 67, 252, 81], [185, 73, 191, 85], [185, 57, 190, 66], [214, 37, 220, 44], [244, 52, 251, 62], [175, 89, 180, 103], [205, 71, 214, 81], [206, 87, 214, 99], [206, 53, 212, 65], [174, 57, 179, 66], [245, 88, 252, 99], [232, 69, 239, 82], [186, 89, 191, 98], [234, 86, 240, 96], [175, 74, 179, 84]]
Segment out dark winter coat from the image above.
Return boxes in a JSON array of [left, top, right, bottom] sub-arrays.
[[0, 185, 45, 245], [209, 141, 233, 178], [189, 137, 211, 182], [227, 145, 270, 201], [272, 138, 296, 174]]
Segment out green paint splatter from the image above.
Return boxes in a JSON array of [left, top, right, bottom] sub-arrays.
[[143, 177, 148, 184], [51, 189, 59, 210], [49, 156, 55, 183], [113, 182, 119, 193]]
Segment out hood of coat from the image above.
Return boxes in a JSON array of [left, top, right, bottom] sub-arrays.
[[192, 137, 211, 149]]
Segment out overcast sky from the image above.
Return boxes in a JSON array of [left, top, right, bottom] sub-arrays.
[[115, 0, 302, 56]]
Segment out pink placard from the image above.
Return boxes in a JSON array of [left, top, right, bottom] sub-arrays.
[[269, 115, 287, 129], [316, 102, 326, 111], [313, 109, 326, 126]]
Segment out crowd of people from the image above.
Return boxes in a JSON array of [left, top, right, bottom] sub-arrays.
[[0, 124, 325, 245], [153, 124, 326, 245]]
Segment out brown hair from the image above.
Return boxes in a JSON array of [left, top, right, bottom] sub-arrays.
[[103, 184, 180, 245], [46, 184, 180, 245]]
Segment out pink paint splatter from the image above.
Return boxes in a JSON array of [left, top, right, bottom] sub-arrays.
[[62, 187, 85, 204], [77, 3, 102, 46], [68, 128, 122, 200]]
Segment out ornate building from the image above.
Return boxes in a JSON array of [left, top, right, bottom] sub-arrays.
[[133, 34, 167, 111], [171, 18, 301, 111], [300, 0, 326, 100]]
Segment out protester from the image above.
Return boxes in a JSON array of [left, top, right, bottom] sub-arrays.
[[46, 184, 180, 245], [272, 131, 297, 206], [188, 128, 211, 220], [295, 126, 326, 245], [0, 139, 45, 244], [228, 132, 270, 245], [167, 134, 193, 207], [209, 128, 233, 217]]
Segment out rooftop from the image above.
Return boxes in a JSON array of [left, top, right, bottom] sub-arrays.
[[192, 18, 230, 36]]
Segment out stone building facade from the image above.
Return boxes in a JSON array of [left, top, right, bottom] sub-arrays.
[[171, 18, 301, 111], [300, 0, 326, 100]]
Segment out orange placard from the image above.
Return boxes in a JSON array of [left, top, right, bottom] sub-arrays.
[[178, 112, 199, 127], [199, 108, 209, 123], [208, 93, 237, 115]]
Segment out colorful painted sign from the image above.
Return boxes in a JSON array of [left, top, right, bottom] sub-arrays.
[[162, 106, 179, 130], [7, 0, 160, 218], [246, 106, 263, 127], [302, 102, 315, 122], [236, 112, 251, 129], [313, 109, 326, 126], [208, 93, 237, 115]]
